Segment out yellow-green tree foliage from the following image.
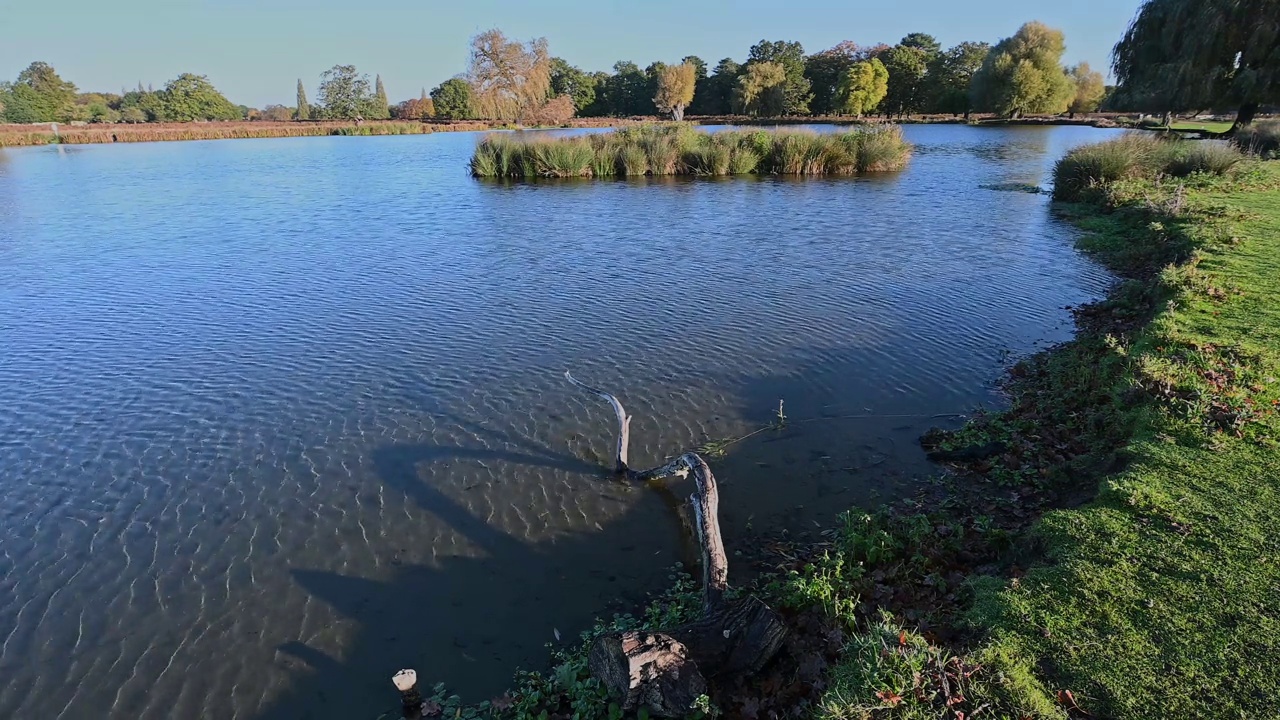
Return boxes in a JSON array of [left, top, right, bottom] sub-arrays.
[[971, 21, 1074, 117], [835, 58, 889, 117], [654, 62, 697, 121], [734, 61, 787, 116], [467, 29, 552, 122], [1069, 62, 1106, 113]]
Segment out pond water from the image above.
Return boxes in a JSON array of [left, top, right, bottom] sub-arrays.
[[0, 124, 1119, 719]]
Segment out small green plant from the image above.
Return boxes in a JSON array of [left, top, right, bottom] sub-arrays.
[[697, 398, 790, 458], [771, 546, 862, 626], [688, 694, 718, 719], [814, 613, 1050, 720]]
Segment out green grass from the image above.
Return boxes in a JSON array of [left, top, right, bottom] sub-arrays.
[[970, 163, 1280, 719], [468, 124, 911, 179], [1169, 120, 1234, 133], [815, 614, 1059, 720]]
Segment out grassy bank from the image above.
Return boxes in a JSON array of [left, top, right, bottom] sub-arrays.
[[1168, 120, 1234, 133], [469, 124, 911, 178], [465, 141, 1280, 720], [969, 155, 1280, 719], [782, 152, 1280, 718]]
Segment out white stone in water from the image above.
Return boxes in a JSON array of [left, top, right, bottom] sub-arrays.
[[392, 669, 417, 692]]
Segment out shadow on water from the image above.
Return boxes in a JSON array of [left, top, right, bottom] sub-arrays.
[[254, 427, 694, 720], [252, 349, 968, 720]]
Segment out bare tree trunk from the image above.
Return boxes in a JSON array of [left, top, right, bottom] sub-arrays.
[[565, 372, 787, 717]]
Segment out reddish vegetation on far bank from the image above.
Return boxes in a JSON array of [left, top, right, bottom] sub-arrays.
[[0, 117, 636, 147], [0, 113, 1245, 149]]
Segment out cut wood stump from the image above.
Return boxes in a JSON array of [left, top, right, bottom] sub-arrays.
[[566, 372, 787, 717], [588, 632, 706, 717]]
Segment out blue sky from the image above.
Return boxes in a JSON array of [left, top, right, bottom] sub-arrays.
[[2, 0, 1142, 108]]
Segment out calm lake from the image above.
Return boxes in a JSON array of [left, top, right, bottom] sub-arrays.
[[0, 124, 1119, 719]]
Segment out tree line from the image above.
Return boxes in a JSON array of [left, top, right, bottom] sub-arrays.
[[429, 23, 1108, 123], [9, 3, 1271, 128], [0, 64, 247, 124], [0, 23, 1103, 126]]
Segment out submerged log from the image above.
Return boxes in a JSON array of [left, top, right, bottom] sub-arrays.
[[568, 372, 786, 716]]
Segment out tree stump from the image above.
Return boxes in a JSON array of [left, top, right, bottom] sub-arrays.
[[588, 632, 706, 717], [567, 373, 788, 717]]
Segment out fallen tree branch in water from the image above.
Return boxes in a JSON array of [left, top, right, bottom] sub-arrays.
[[566, 371, 786, 717]]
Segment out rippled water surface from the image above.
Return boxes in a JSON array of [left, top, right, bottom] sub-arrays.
[[0, 125, 1119, 719]]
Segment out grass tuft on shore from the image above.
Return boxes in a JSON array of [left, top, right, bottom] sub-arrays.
[[468, 124, 911, 179], [1052, 133, 1244, 201], [1234, 119, 1280, 159]]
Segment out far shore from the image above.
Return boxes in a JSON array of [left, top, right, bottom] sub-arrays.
[[0, 113, 1228, 148]]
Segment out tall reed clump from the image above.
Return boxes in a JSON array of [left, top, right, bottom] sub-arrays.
[[468, 124, 912, 179], [1233, 120, 1280, 159], [1053, 133, 1245, 201], [1165, 141, 1245, 177], [855, 126, 911, 172]]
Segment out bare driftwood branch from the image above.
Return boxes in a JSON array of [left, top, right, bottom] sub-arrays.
[[567, 371, 786, 717], [564, 371, 697, 484], [564, 371, 633, 474]]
